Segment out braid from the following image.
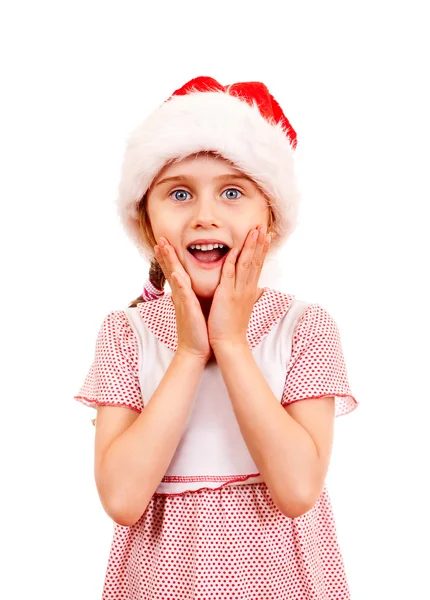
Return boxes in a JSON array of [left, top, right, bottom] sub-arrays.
[[127, 191, 167, 308], [128, 259, 166, 308], [149, 258, 166, 291]]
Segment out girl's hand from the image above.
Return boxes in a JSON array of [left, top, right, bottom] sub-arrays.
[[154, 238, 211, 363], [207, 225, 271, 350]]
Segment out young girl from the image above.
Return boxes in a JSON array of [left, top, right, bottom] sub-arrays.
[[74, 76, 358, 599]]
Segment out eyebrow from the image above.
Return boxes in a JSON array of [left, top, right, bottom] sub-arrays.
[[154, 173, 255, 187]]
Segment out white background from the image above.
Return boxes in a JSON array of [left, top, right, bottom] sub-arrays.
[[1, 1, 429, 598]]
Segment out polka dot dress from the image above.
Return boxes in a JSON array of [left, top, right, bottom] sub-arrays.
[[75, 287, 358, 599]]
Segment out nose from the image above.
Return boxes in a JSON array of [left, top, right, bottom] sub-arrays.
[[190, 193, 221, 228]]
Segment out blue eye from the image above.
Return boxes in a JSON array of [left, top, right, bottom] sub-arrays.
[[222, 188, 242, 200], [169, 188, 243, 202], [170, 189, 191, 202]]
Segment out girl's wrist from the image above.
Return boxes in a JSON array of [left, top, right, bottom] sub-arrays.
[[175, 348, 210, 366]]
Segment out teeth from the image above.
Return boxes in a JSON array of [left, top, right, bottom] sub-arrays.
[[189, 243, 226, 251]]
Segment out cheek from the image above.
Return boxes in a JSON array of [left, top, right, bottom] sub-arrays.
[[235, 221, 258, 243], [150, 218, 174, 244]]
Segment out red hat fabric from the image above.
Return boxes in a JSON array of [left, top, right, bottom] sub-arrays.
[[116, 76, 301, 261], [170, 76, 297, 150]]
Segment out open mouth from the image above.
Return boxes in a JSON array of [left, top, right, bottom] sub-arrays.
[[187, 243, 230, 264]]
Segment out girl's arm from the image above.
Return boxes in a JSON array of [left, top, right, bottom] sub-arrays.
[[213, 343, 335, 519], [96, 350, 207, 527]]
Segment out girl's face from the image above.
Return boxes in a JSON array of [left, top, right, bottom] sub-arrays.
[[146, 153, 271, 299]]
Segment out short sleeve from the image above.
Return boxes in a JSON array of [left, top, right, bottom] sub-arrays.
[[74, 310, 144, 417], [281, 304, 358, 417]]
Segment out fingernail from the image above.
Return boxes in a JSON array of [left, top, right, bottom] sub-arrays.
[[159, 239, 165, 247]]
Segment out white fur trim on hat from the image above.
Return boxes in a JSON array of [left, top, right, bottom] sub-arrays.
[[116, 90, 301, 260]]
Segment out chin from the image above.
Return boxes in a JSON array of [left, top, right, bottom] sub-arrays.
[[189, 277, 219, 299]]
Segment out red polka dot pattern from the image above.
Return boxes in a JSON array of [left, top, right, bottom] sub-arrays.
[[75, 309, 143, 414], [74, 287, 358, 598], [101, 484, 351, 599], [280, 301, 357, 417]]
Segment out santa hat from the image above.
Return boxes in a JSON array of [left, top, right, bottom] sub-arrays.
[[116, 76, 301, 263]]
